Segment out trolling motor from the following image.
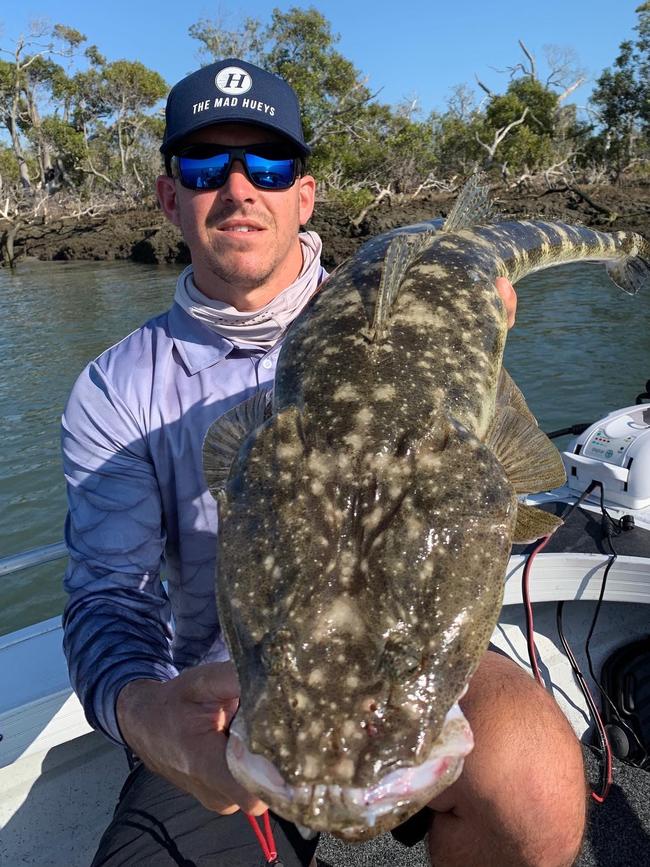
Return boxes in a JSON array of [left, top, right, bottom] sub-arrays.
[[541, 386, 650, 773], [562, 404, 650, 512]]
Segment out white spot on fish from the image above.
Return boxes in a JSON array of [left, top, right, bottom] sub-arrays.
[[302, 755, 320, 779], [308, 669, 324, 686], [373, 383, 397, 400], [333, 383, 360, 401]]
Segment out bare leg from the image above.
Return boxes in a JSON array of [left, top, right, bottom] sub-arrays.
[[427, 651, 586, 867]]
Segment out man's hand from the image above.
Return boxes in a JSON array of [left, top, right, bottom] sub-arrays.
[[116, 662, 267, 815], [496, 276, 517, 328]]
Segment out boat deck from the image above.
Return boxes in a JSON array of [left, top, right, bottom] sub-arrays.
[[2, 599, 648, 866]]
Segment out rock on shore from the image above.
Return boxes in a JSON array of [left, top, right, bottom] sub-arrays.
[[4, 182, 650, 272]]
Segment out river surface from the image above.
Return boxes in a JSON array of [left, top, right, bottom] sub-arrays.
[[1, 258, 648, 636]]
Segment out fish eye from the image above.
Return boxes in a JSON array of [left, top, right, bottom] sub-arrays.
[[260, 628, 296, 675], [381, 639, 421, 677]]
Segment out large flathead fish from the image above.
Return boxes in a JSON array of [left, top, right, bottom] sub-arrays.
[[203, 178, 649, 839]]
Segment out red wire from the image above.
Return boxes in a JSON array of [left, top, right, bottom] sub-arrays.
[[246, 810, 278, 863], [522, 533, 551, 687]]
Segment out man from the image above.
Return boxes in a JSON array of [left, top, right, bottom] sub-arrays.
[[62, 59, 585, 866]]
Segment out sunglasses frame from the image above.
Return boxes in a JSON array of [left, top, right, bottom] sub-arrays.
[[169, 144, 302, 192]]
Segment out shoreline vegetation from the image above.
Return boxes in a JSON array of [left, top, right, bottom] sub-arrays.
[[2, 6, 650, 269], [6, 179, 650, 273]]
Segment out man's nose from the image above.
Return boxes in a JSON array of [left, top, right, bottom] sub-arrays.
[[219, 158, 257, 201]]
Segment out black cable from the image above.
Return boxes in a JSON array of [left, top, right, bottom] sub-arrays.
[[584, 484, 617, 686], [556, 601, 612, 802], [544, 422, 594, 440], [583, 486, 649, 764], [523, 480, 613, 800], [522, 481, 600, 685], [558, 480, 600, 521]]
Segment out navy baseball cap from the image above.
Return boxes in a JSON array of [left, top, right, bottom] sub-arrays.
[[161, 59, 309, 156]]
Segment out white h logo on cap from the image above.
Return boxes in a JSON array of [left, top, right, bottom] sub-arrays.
[[215, 67, 252, 95]]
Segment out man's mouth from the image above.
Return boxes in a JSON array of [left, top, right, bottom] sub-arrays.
[[219, 221, 264, 233]]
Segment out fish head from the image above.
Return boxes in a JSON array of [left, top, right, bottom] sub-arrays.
[[217, 408, 517, 838]]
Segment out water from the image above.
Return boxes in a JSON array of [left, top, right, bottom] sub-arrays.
[[0, 259, 648, 636], [0, 260, 181, 634]]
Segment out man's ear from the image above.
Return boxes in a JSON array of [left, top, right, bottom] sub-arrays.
[[298, 173, 316, 225], [156, 175, 181, 228]]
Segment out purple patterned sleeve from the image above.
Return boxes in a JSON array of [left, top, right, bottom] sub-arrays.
[[62, 358, 178, 745], [59, 301, 306, 746]]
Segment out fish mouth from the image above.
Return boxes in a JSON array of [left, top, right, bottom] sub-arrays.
[[226, 700, 473, 840]]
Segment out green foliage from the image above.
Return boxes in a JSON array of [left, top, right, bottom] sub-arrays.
[[103, 61, 167, 112], [430, 111, 483, 175], [479, 77, 559, 171], [591, 3, 650, 175], [85, 45, 106, 67], [264, 7, 368, 144], [40, 116, 86, 171], [0, 58, 16, 101], [0, 146, 20, 184], [326, 185, 374, 220], [0, 7, 648, 210], [188, 16, 265, 64], [52, 24, 86, 50], [189, 6, 371, 155]]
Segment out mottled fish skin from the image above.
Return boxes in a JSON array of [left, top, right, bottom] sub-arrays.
[[211, 217, 648, 837]]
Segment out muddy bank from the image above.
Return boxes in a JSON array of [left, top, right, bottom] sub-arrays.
[[5, 181, 650, 272]]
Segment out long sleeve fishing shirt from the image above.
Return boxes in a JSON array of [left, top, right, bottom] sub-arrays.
[[61, 293, 321, 746]]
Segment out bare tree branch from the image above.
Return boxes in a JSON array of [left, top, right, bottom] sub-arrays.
[[475, 107, 529, 161], [351, 184, 393, 228], [474, 75, 494, 97], [518, 39, 537, 79], [557, 76, 586, 103]]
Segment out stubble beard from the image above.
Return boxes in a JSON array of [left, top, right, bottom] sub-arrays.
[[183, 195, 303, 302], [205, 245, 280, 294], [203, 224, 301, 301]]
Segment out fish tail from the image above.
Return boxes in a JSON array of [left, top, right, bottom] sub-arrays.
[[606, 233, 650, 296], [492, 223, 650, 295]]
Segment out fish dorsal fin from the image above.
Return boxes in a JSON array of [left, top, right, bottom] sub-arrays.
[[203, 388, 272, 499], [514, 503, 563, 543], [486, 405, 566, 495], [442, 172, 493, 232], [371, 230, 435, 341]]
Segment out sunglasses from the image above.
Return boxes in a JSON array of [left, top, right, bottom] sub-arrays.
[[170, 143, 301, 191]]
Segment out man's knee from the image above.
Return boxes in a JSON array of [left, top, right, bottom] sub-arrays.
[[427, 651, 586, 866]]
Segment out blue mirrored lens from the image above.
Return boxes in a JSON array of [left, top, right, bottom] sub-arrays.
[[178, 153, 230, 190], [245, 153, 295, 189], [177, 148, 296, 191]]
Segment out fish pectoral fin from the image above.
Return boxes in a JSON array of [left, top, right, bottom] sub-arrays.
[[441, 172, 494, 232], [514, 503, 563, 543], [371, 231, 435, 341], [203, 388, 273, 499], [495, 367, 536, 425], [486, 405, 566, 494]]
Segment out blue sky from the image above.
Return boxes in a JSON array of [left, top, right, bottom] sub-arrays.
[[0, 1, 641, 115]]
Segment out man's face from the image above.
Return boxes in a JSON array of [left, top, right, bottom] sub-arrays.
[[157, 123, 316, 308]]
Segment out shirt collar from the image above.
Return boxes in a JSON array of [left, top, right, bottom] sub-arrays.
[[169, 302, 240, 374]]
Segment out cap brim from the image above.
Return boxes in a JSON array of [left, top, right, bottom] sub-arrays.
[[161, 117, 310, 157]]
